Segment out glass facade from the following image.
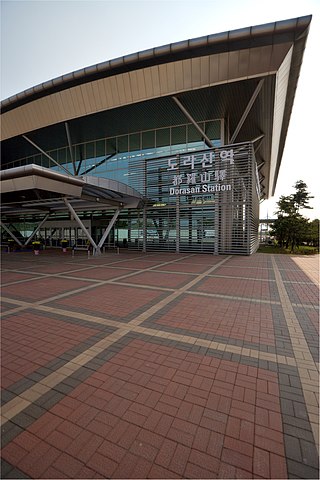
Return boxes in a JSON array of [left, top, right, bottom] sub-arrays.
[[3, 118, 259, 255], [7, 120, 221, 193]]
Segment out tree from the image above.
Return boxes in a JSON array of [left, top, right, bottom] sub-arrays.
[[292, 180, 314, 212], [304, 219, 320, 247], [275, 195, 296, 216], [276, 181, 314, 217], [271, 181, 315, 252]]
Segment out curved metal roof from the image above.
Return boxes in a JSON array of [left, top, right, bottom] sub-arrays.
[[0, 15, 312, 200], [0, 164, 144, 216], [1, 15, 311, 113]]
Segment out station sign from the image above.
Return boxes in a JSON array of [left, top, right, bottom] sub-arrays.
[[167, 148, 234, 196]]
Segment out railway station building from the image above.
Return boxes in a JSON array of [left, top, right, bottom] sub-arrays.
[[0, 15, 311, 255]]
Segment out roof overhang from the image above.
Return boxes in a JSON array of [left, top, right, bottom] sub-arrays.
[[0, 15, 312, 201], [0, 164, 144, 217]]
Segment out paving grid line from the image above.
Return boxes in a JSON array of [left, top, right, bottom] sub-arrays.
[[1, 253, 199, 308], [1, 253, 229, 323], [3, 284, 317, 316], [290, 256, 319, 285], [2, 274, 102, 288], [184, 289, 282, 305], [2, 258, 316, 378], [271, 255, 319, 452], [1, 267, 200, 288], [0, 329, 284, 453], [1, 296, 297, 367], [3, 329, 317, 479], [1, 256, 316, 366], [1, 296, 298, 371], [0, 324, 113, 408], [204, 274, 277, 282], [2, 253, 319, 478], [1, 251, 146, 272], [1, 255, 232, 425], [1, 253, 201, 287]]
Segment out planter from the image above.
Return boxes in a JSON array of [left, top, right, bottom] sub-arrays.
[[61, 240, 69, 253], [32, 242, 41, 254]]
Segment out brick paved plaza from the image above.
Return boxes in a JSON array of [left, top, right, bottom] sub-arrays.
[[1, 250, 319, 479]]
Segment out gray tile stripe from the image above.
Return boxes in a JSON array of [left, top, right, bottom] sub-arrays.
[[1, 255, 232, 426], [271, 256, 319, 453], [0, 331, 281, 449], [1, 253, 197, 290], [0, 296, 297, 368], [184, 290, 282, 305], [1, 310, 116, 406], [1, 328, 317, 479], [207, 274, 277, 281], [2, 253, 318, 478]]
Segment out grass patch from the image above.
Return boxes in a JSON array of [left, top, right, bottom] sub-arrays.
[[258, 245, 319, 255]]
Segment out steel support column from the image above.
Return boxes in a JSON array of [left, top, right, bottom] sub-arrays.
[[63, 198, 100, 254], [176, 196, 180, 253], [23, 135, 71, 176], [24, 214, 50, 245], [0, 222, 23, 246], [230, 80, 264, 144], [65, 122, 76, 175], [97, 209, 121, 249], [141, 208, 147, 253], [172, 96, 213, 148]]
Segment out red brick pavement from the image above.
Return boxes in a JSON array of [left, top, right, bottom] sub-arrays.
[[70, 267, 138, 281], [1, 312, 100, 389], [1, 277, 92, 302], [213, 266, 272, 280], [1, 250, 319, 479], [117, 271, 195, 289], [54, 283, 166, 320], [194, 277, 275, 301], [152, 296, 275, 345], [1, 272, 39, 284], [2, 340, 287, 479]]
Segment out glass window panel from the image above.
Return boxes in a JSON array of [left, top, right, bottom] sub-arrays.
[[30, 154, 41, 166], [41, 155, 50, 168], [75, 145, 84, 162], [205, 120, 221, 140], [187, 124, 202, 143], [129, 133, 140, 151], [106, 138, 116, 154], [58, 148, 67, 165], [171, 125, 186, 146], [156, 128, 170, 148], [50, 150, 58, 163], [66, 148, 71, 164], [96, 140, 105, 157], [117, 135, 128, 153], [142, 130, 155, 149], [85, 142, 94, 160]]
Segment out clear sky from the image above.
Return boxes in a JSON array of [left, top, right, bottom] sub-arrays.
[[1, 0, 319, 220]]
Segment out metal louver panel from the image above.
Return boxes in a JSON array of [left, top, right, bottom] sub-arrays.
[[126, 142, 259, 255]]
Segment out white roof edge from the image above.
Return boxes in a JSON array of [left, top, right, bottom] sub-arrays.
[[1, 15, 311, 109]]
